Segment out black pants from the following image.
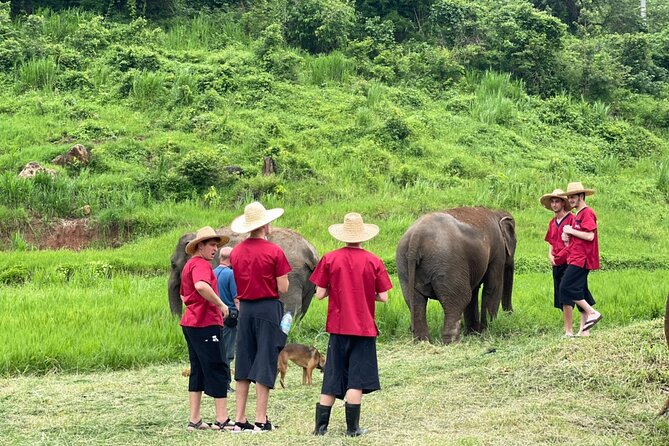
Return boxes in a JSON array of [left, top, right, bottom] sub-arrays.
[[182, 325, 229, 398], [234, 299, 287, 388], [321, 334, 380, 400], [558, 264, 596, 310]]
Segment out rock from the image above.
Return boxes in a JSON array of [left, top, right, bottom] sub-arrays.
[[52, 144, 90, 167], [224, 165, 244, 176], [18, 162, 56, 179]]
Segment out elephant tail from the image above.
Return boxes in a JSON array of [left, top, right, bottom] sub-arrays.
[[406, 233, 420, 336]]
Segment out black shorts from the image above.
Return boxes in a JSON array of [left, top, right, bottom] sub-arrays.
[[321, 334, 380, 400], [182, 325, 229, 398], [234, 299, 287, 388], [558, 265, 596, 309]]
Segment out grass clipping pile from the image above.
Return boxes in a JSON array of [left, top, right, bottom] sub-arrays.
[[1, 320, 668, 445]]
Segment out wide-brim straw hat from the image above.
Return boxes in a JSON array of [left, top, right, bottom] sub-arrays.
[[540, 189, 572, 211], [563, 181, 595, 196], [185, 226, 230, 255], [230, 201, 284, 234], [328, 212, 379, 243]]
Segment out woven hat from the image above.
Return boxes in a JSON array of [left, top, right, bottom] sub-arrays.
[[185, 226, 230, 256], [328, 212, 379, 243], [563, 181, 595, 196], [539, 189, 572, 211], [230, 201, 284, 234]]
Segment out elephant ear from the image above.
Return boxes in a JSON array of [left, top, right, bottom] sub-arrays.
[[498, 216, 516, 257]]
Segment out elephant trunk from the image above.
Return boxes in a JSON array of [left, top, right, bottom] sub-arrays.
[[168, 268, 183, 316]]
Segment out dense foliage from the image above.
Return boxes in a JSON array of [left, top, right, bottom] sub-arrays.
[[0, 0, 668, 251]]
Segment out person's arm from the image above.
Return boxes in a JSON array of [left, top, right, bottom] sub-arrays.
[[277, 274, 289, 294], [194, 281, 229, 317], [548, 246, 555, 266], [375, 291, 389, 302], [563, 225, 594, 241], [315, 286, 328, 300]]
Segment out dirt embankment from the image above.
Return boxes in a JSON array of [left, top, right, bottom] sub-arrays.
[[1, 218, 122, 251]]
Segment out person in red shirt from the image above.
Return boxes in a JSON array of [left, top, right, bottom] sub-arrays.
[[559, 182, 603, 335], [310, 213, 392, 437], [229, 202, 291, 432], [179, 226, 235, 431], [542, 188, 573, 310]]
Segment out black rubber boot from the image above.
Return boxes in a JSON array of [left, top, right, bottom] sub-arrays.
[[313, 403, 332, 435], [345, 403, 368, 437]]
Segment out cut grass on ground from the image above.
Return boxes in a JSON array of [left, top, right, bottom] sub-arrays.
[[1, 320, 668, 445]]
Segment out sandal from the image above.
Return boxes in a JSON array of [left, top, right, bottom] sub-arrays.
[[232, 419, 262, 433], [187, 419, 212, 431], [255, 418, 276, 431], [214, 418, 238, 431]]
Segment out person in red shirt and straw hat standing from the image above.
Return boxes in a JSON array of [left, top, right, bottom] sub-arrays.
[[310, 212, 393, 437], [229, 201, 292, 432], [180, 226, 235, 431], [559, 182, 603, 335]]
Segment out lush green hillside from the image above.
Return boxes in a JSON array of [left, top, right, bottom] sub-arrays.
[[0, 1, 668, 379]]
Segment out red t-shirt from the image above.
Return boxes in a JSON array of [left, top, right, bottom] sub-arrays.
[[230, 238, 292, 300], [544, 213, 574, 266], [309, 247, 393, 337], [567, 206, 600, 270], [180, 256, 224, 327]]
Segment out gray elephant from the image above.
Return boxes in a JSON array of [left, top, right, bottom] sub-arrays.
[[168, 227, 319, 318], [396, 207, 516, 343]]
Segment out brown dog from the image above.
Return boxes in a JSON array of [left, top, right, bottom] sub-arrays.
[[277, 343, 325, 388]]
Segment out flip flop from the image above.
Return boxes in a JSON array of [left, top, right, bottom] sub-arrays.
[[582, 314, 602, 331]]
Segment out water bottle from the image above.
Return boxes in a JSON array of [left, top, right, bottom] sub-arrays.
[[280, 311, 293, 334]]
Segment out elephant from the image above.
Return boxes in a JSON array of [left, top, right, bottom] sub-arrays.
[[168, 227, 319, 318], [660, 293, 669, 416], [396, 207, 516, 343]]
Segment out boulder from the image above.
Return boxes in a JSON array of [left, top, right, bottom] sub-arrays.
[[18, 162, 56, 179], [52, 144, 90, 167]]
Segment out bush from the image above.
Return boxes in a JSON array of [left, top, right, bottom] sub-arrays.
[[598, 121, 663, 162], [176, 148, 225, 192], [0, 265, 30, 285], [284, 0, 355, 54]]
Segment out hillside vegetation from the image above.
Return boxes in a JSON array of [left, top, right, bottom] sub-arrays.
[[0, 0, 668, 373]]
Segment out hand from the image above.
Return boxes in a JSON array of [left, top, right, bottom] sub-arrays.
[[561, 232, 571, 242], [549, 255, 556, 266], [220, 304, 229, 318], [563, 225, 573, 235]]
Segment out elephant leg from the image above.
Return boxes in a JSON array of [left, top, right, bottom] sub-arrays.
[[442, 308, 462, 344], [433, 280, 469, 344], [411, 291, 430, 341], [480, 267, 503, 331], [464, 284, 481, 333]]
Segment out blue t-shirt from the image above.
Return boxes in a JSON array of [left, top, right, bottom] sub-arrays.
[[213, 265, 237, 307]]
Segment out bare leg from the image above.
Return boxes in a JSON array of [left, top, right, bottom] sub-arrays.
[[214, 398, 229, 423], [577, 312, 590, 337], [345, 389, 363, 405], [573, 299, 600, 320], [562, 305, 574, 335], [255, 383, 270, 423], [189, 391, 203, 423], [319, 394, 336, 406], [235, 380, 250, 423]]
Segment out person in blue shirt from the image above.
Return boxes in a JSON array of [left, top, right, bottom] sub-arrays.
[[214, 246, 238, 393]]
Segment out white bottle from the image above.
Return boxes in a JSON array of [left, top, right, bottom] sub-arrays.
[[280, 311, 293, 334]]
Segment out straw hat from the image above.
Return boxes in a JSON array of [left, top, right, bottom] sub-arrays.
[[563, 181, 595, 196], [539, 189, 572, 211], [328, 212, 379, 243], [185, 226, 230, 255], [230, 201, 284, 234]]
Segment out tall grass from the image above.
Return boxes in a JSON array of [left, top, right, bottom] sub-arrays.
[[161, 13, 246, 50], [307, 52, 352, 85], [657, 158, 669, 195], [130, 71, 166, 106], [17, 57, 58, 91], [469, 71, 527, 125], [38, 8, 91, 40], [2, 269, 666, 375]]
